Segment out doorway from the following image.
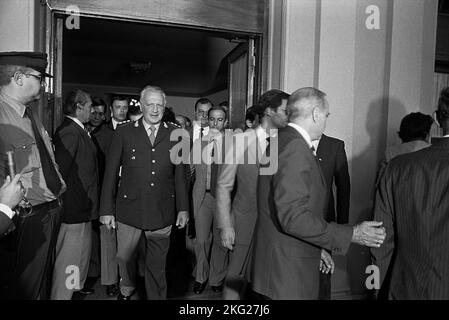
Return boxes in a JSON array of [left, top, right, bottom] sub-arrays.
[[45, 12, 262, 133]]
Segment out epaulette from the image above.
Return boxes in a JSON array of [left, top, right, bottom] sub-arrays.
[[165, 121, 181, 129], [117, 120, 133, 127]]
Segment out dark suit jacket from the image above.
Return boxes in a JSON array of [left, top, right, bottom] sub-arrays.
[[316, 134, 350, 224], [54, 117, 99, 224], [371, 137, 449, 299], [91, 124, 114, 190], [0, 211, 13, 239], [250, 126, 353, 300], [99, 119, 189, 230]]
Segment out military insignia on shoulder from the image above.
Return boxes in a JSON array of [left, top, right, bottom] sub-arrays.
[[167, 121, 181, 128], [117, 120, 132, 127], [134, 121, 139, 128]]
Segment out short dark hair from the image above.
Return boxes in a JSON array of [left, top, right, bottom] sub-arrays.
[[92, 97, 107, 109], [111, 95, 129, 106], [63, 90, 90, 116], [246, 104, 265, 122], [162, 107, 176, 123], [398, 112, 434, 143], [259, 90, 290, 110], [208, 105, 228, 120], [194, 98, 213, 111], [127, 105, 142, 116], [437, 87, 449, 123]]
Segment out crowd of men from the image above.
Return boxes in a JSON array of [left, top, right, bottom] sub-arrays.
[[0, 51, 448, 300]]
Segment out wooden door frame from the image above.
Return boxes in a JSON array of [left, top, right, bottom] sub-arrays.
[[44, 5, 268, 132]]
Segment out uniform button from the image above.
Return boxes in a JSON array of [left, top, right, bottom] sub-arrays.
[[152, 171, 155, 175], [131, 156, 136, 160], [22, 145, 26, 149], [152, 149, 155, 152], [132, 149, 135, 152], [124, 195, 127, 198], [152, 160, 156, 163], [150, 183, 154, 187]]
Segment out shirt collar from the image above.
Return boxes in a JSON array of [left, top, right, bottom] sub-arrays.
[[0, 91, 27, 117], [66, 115, 85, 130], [142, 119, 161, 133], [288, 123, 313, 148], [444, 134, 449, 138], [111, 118, 119, 130]]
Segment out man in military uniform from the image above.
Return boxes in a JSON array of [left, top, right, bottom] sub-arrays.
[[99, 85, 189, 300], [0, 51, 66, 299]]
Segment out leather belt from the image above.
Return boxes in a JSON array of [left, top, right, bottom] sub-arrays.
[[33, 198, 62, 212], [205, 189, 211, 193]]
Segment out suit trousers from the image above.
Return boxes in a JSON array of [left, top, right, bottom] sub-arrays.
[[116, 222, 172, 299], [10, 205, 62, 300], [100, 225, 119, 285], [194, 192, 229, 285], [87, 220, 101, 278], [223, 243, 251, 300], [50, 221, 92, 300]]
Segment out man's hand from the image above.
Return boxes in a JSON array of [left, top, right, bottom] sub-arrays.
[[99, 215, 116, 230], [352, 221, 386, 247], [0, 174, 24, 209], [176, 211, 189, 229], [320, 249, 335, 274], [220, 226, 235, 250]]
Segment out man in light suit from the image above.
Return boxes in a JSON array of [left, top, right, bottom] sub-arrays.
[[371, 87, 449, 299], [99, 85, 189, 300], [250, 87, 386, 299], [191, 105, 229, 294], [0, 174, 23, 239], [51, 90, 99, 299], [215, 89, 290, 300], [312, 134, 350, 299]]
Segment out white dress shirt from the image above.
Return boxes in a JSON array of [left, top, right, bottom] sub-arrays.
[[0, 203, 14, 219], [288, 123, 314, 152], [192, 122, 209, 142]]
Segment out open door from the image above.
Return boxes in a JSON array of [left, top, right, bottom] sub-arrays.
[[227, 39, 255, 129]]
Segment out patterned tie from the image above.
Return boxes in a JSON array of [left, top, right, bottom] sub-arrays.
[[24, 107, 62, 196], [149, 125, 156, 145]]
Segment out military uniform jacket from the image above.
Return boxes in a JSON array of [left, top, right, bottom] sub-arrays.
[[99, 118, 189, 230]]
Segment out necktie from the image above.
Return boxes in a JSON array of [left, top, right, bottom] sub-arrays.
[[210, 140, 218, 198], [310, 145, 316, 156], [149, 125, 156, 145], [200, 127, 204, 139], [24, 107, 62, 196]]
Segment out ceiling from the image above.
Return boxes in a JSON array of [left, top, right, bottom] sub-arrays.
[[62, 16, 241, 96]]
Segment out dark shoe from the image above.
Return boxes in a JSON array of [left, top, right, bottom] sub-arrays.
[[78, 287, 94, 295], [117, 291, 135, 300], [193, 281, 206, 294], [211, 284, 223, 293], [106, 284, 119, 296]]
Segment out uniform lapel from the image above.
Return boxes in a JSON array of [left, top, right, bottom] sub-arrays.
[[153, 122, 169, 146]]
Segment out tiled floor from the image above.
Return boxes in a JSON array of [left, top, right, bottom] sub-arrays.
[[78, 228, 224, 300]]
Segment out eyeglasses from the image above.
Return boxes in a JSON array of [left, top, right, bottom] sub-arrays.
[[142, 103, 165, 109], [25, 73, 47, 87]]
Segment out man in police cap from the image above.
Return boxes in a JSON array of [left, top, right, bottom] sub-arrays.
[[0, 51, 66, 299]]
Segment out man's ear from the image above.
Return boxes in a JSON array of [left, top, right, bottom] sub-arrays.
[[13, 71, 23, 86], [312, 106, 319, 123]]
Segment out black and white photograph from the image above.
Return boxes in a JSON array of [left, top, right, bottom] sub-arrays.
[[0, 0, 448, 308]]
